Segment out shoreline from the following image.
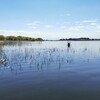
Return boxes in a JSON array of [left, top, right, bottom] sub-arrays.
[[0, 40, 100, 44]]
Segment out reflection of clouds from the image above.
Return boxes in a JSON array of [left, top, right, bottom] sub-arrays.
[[0, 41, 100, 74]]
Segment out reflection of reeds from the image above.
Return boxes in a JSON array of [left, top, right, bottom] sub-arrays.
[[1, 42, 97, 74], [0, 58, 7, 65], [0, 46, 74, 73]]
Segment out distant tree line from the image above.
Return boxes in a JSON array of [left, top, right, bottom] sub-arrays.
[[0, 35, 43, 41], [60, 38, 100, 41]]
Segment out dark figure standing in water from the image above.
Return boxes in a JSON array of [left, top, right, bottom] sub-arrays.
[[68, 42, 70, 47]]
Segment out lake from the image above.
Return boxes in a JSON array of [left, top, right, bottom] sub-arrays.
[[0, 41, 100, 100]]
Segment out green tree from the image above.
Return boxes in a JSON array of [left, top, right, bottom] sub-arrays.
[[6, 36, 17, 40], [0, 35, 5, 40], [35, 38, 43, 41]]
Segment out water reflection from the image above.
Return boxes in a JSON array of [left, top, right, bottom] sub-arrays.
[[0, 45, 7, 67], [0, 41, 100, 74]]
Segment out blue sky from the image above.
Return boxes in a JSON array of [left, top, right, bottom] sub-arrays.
[[0, 0, 100, 39]]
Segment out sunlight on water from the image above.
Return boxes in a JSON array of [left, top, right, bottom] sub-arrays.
[[0, 41, 100, 100]]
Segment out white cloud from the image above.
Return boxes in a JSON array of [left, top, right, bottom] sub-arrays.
[[27, 23, 34, 26], [66, 13, 71, 17], [45, 25, 53, 28], [26, 21, 41, 29], [56, 22, 60, 25], [60, 26, 66, 29], [68, 25, 84, 31], [60, 13, 71, 17], [90, 23, 97, 26], [74, 21, 80, 25], [96, 24, 100, 31], [27, 21, 41, 26], [30, 26, 37, 29], [1, 18, 100, 39], [0, 29, 42, 38], [69, 27, 79, 31], [63, 22, 70, 24], [0, 30, 27, 36], [82, 20, 96, 23]]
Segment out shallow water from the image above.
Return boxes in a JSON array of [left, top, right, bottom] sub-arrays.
[[0, 41, 100, 100]]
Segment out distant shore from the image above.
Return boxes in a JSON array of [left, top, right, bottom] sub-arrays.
[[0, 35, 43, 41], [59, 38, 100, 41], [0, 35, 100, 42]]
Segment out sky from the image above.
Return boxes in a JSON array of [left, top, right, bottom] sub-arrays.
[[0, 0, 100, 39]]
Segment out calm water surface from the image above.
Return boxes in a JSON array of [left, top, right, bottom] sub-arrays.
[[0, 41, 100, 100]]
